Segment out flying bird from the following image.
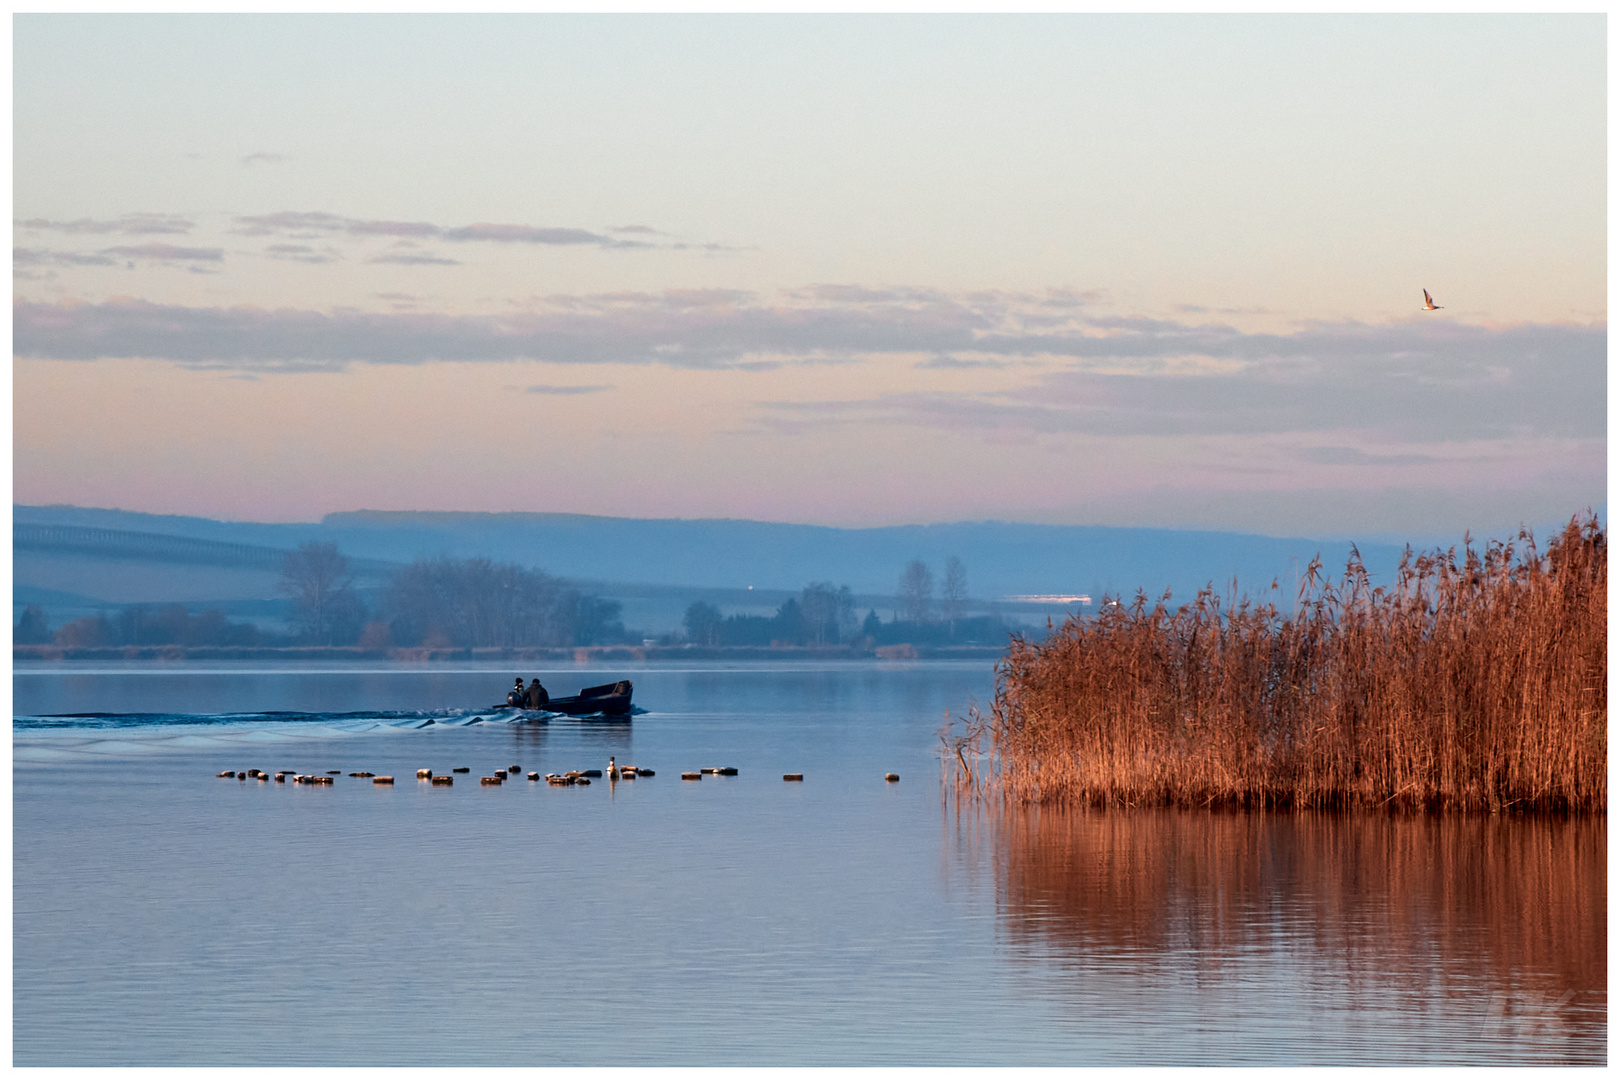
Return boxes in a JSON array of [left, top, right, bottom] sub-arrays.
[[1422, 289, 1443, 311]]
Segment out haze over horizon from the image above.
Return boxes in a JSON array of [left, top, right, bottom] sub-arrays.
[[13, 15, 1605, 539], [12, 500, 1599, 553]]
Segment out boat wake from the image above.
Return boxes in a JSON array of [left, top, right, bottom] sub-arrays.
[[14, 705, 638, 734]]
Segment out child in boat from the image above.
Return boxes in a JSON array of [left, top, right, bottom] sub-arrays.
[[507, 678, 525, 707]]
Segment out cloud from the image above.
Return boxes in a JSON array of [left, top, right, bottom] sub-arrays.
[[14, 248, 118, 267], [11, 290, 984, 371], [228, 210, 722, 250], [751, 315, 1605, 444], [101, 243, 224, 263], [264, 243, 340, 264], [1175, 302, 1273, 317], [525, 384, 613, 395], [344, 220, 441, 238], [18, 242, 225, 269], [530, 288, 753, 312], [241, 152, 284, 166], [915, 354, 1010, 370], [260, 244, 340, 265], [441, 223, 607, 245], [1297, 446, 1438, 467], [14, 213, 195, 236], [231, 211, 607, 244], [789, 284, 950, 305], [366, 252, 461, 266], [11, 290, 1604, 448], [233, 211, 350, 236], [1039, 288, 1102, 308]]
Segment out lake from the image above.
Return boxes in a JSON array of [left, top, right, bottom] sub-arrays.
[[12, 661, 1606, 1065]]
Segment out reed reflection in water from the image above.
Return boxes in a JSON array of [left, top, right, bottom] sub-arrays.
[[973, 808, 1604, 1064]]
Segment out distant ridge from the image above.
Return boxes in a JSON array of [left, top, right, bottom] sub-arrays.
[[14, 504, 326, 548], [17, 503, 1417, 602], [14, 522, 398, 576], [17, 523, 291, 570]]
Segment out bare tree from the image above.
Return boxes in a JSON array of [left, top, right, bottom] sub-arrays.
[[280, 542, 361, 645], [898, 560, 933, 624], [54, 614, 111, 648], [14, 604, 50, 644], [385, 556, 579, 647], [683, 601, 724, 646], [835, 585, 858, 643], [569, 594, 626, 646], [942, 556, 968, 636], [798, 585, 830, 645]]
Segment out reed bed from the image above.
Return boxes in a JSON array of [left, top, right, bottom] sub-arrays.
[[952, 515, 1605, 812]]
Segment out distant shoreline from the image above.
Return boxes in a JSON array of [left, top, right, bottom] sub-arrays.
[[12, 642, 1006, 664]]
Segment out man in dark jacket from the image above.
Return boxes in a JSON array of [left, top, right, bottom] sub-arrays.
[[526, 679, 549, 709]]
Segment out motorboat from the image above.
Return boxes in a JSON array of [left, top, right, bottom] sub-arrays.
[[498, 679, 633, 717]]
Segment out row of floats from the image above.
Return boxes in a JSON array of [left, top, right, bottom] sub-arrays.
[[213, 765, 647, 787], [217, 766, 902, 785]]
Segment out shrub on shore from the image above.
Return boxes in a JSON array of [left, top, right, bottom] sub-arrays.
[[953, 515, 1605, 813]]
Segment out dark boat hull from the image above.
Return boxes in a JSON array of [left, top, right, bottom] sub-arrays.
[[497, 680, 633, 717]]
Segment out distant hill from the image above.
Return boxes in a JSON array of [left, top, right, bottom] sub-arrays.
[[313, 509, 1412, 602], [14, 504, 327, 548], [16, 504, 1423, 606], [14, 521, 397, 576], [13, 584, 106, 610]]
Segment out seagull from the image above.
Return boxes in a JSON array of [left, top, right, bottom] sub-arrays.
[[1422, 288, 1443, 311]]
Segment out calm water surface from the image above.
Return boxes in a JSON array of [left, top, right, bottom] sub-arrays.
[[13, 661, 1606, 1065]]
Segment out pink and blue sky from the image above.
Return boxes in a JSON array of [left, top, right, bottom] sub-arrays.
[[12, 15, 1605, 538]]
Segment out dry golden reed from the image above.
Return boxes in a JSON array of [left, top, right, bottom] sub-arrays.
[[951, 515, 1605, 812]]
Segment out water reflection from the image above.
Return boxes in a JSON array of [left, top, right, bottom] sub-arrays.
[[504, 720, 551, 755], [982, 807, 1605, 1064], [516, 717, 634, 753]]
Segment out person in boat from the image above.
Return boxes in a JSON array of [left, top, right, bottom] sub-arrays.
[[526, 678, 549, 709], [507, 678, 526, 707]]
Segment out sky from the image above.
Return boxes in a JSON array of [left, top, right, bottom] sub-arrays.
[[11, 14, 1606, 540]]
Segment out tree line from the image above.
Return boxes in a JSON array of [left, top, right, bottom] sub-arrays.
[[15, 603, 267, 648], [379, 554, 624, 648], [282, 543, 628, 648], [898, 556, 969, 629], [18, 543, 631, 650], [679, 556, 1014, 647], [683, 582, 860, 647], [18, 546, 1012, 651]]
